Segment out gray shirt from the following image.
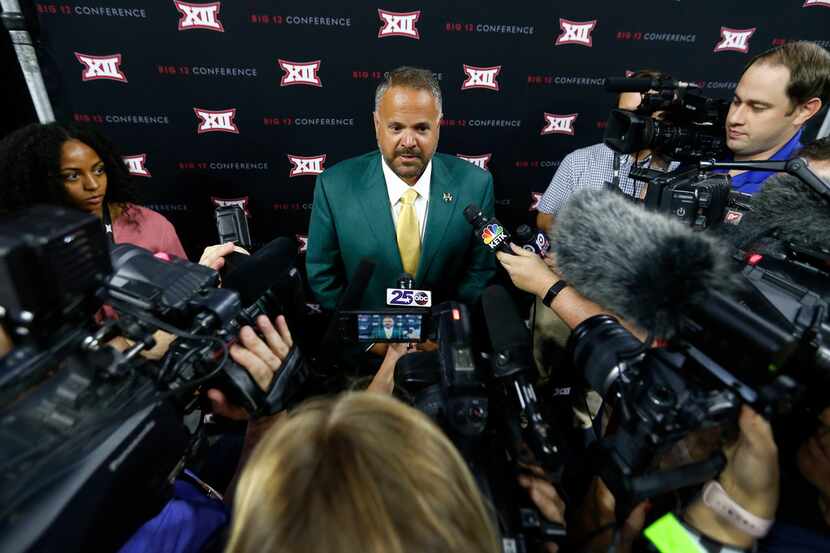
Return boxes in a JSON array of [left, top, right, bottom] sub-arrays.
[[538, 143, 679, 215]]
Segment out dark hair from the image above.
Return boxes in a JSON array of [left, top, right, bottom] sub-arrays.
[[0, 121, 138, 216], [374, 66, 442, 113], [744, 41, 830, 108], [797, 136, 830, 162]]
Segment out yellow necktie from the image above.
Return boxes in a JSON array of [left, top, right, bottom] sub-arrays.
[[396, 188, 421, 276]]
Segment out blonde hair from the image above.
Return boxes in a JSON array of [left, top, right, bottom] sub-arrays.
[[226, 392, 501, 553]]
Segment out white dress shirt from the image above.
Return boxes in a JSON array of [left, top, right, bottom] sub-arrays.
[[381, 155, 431, 241]]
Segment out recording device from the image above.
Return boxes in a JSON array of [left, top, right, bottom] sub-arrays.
[[464, 204, 512, 253], [336, 310, 427, 343], [0, 206, 312, 552], [515, 225, 550, 257], [394, 289, 566, 549], [214, 205, 251, 250], [551, 189, 829, 515], [602, 75, 749, 231]]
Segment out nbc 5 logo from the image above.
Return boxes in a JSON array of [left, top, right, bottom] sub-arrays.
[[713, 27, 755, 53], [123, 154, 151, 177], [174, 1, 224, 31], [211, 196, 250, 216], [555, 18, 597, 47], [278, 59, 323, 87], [481, 223, 507, 250], [296, 234, 309, 254], [529, 192, 542, 211], [288, 154, 326, 177], [462, 65, 501, 91], [541, 113, 578, 135], [74, 52, 127, 82], [457, 153, 492, 171], [194, 108, 239, 134], [378, 9, 421, 39]]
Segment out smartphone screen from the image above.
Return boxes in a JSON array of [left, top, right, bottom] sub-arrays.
[[357, 313, 423, 342]]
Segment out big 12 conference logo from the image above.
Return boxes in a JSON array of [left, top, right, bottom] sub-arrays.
[[713, 27, 756, 53], [541, 113, 578, 135], [461, 65, 501, 91], [555, 18, 597, 47], [278, 59, 323, 87], [296, 234, 309, 254], [123, 154, 151, 177], [174, 0, 224, 31], [288, 154, 326, 177], [74, 52, 127, 82], [377, 9, 421, 39], [194, 108, 239, 134], [457, 153, 492, 171], [211, 196, 250, 216]]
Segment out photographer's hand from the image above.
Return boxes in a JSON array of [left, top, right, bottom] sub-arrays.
[[685, 405, 779, 548], [519, 465, 566, 553], [206, 314, 293, 420], [496, 243, 558, 298], [198, 242, 250, 271], [368, 342, 411, 394]]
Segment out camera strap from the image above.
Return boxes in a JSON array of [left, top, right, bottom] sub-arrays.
[[101, 202, 114, 242], [612, 152, 621, 190]]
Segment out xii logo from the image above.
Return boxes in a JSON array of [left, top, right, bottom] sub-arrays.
[[287, 155, 326, 177], [713, 27, 755, 53], [377, 9, 421, 39], [194, 108, 239, 134], [541, 113, 578, 136], [174, 1, 224, 31], [278, 59, 323, 87], [555, 18, 597, 47], [461, 65, 501, 91], [211, 196, 251, 216], [122, 154, 151, 177], [456, 153, 492, 171], [74, 53, 127, 82]]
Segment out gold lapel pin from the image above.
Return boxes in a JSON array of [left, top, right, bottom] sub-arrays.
[[443, 192, 453, 203]]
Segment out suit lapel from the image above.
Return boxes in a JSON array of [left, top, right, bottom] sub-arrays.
[[358, 154, 402, 272], [417, 155, 458, 281]]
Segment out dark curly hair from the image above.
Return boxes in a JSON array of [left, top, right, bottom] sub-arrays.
[[0, 121, 139, 217]]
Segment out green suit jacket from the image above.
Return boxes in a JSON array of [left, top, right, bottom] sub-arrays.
[[307, 151, 496, 310]]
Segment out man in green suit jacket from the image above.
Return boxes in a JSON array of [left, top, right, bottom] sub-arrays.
[[307, 67, 496, 311]]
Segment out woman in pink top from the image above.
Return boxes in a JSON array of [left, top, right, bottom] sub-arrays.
[[0, 122, 186, 258]]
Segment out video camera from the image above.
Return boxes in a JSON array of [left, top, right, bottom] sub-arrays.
[[602, 76, 750, 231], [566, 258, 829, 517], [0, 206, 311, 553], [394, 286, 568, 551]]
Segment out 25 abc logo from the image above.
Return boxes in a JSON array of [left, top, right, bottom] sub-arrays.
[[386, 288, 432, 307]]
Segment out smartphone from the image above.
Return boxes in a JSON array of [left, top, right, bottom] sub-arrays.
[[337, 310, 426, 343], [214, 206, 252, 250]]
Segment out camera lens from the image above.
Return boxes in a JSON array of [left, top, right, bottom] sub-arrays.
[[567, 315, 644, 398]]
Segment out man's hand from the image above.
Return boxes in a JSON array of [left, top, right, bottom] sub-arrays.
[[797, 407, 830, 525], [198, 242, 250, 271], [496, 242, 558, 298], [518, 465, 566, 553], [685, 405, 779, 548], [206, 314, 293, 420]]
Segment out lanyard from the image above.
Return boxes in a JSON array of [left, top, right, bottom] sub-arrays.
[[101, 203, 114, 242]]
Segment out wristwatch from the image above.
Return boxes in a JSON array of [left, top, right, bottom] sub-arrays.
[[542, 280, 568, 308], [702, 481, 773, 538]]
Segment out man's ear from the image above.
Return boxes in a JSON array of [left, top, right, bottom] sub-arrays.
[[373, 111, 381, 140], [794, 97, 822, 126]]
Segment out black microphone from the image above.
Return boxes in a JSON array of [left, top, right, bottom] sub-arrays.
[[605, 77, 695, 93], [223, 237, 297, 306], [397, 272, 415, 289], [724, 173, 830, 256], [482, 285, 564, 480], [463, 203, 513, 254], [551, 189, 740, 338], [515, 225, 550, 257]]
